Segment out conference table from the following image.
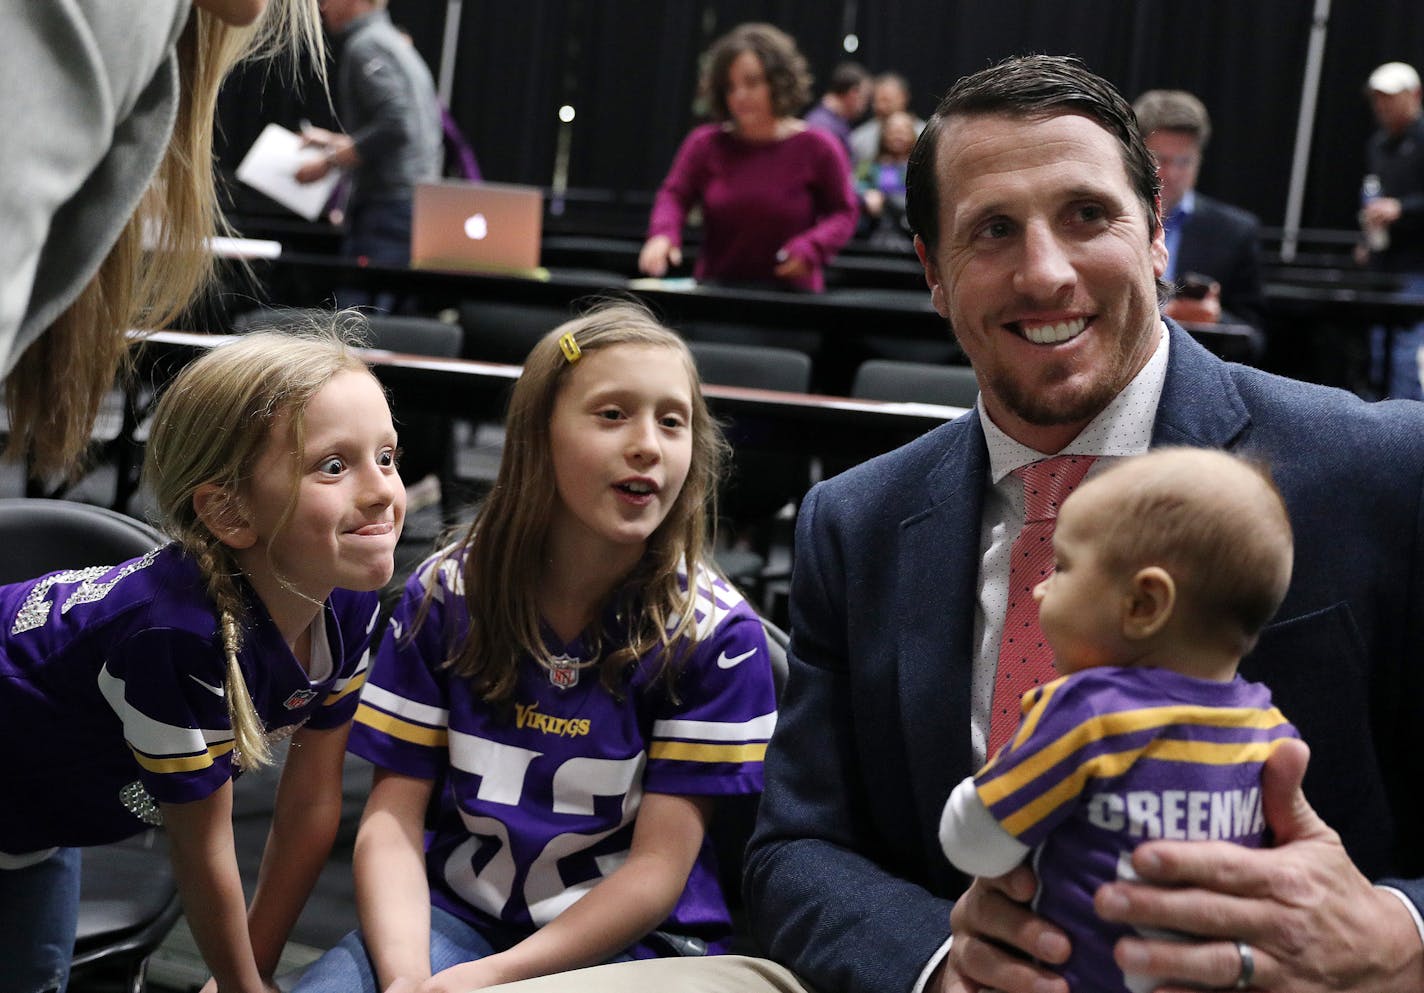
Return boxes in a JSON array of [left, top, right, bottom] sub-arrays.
[[132, 330, 966, 461]]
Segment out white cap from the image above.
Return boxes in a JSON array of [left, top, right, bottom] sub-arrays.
[[1369, 62, 1421, 95]]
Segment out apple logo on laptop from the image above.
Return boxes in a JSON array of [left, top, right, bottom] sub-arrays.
[[464, 213, 488, 240]]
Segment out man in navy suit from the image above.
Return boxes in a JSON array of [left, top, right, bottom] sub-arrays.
[[477, 55, 1424, 993], [1132, 90, 1264, 346]]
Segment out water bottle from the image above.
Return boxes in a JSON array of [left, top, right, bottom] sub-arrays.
[[1361, 174, 1391, 252]]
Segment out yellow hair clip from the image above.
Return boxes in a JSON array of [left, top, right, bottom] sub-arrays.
[[558, 332, 582, 363]]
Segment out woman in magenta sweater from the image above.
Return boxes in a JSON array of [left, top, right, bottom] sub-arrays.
[[638, 23, 858, 293]]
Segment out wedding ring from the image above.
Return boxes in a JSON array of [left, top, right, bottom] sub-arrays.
[[1233, 939, 1255, 990]]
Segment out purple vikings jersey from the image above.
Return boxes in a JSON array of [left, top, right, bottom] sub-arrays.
[[351, 550, 777, 956], [0, 543, 378, 854], [972, 667, 1298, 993]]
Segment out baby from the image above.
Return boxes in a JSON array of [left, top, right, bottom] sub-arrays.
[[939, 447, 1300, 993]]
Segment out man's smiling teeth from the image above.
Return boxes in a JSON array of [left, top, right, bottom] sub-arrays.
[[1020, 317, 1087, 344]]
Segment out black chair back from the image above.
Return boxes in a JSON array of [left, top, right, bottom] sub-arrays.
[[687, 340, 813, 393], [230, 307, 464, 359], [457, 300, 569, 364], [364, 314, 463, 358], [228, 305, 327, 335], [0, 499, 180, 993], [681, 319, 823, 362], [0, 499, 164, 584], [686, 342, 814, 599], [851, 358, 979, 408]]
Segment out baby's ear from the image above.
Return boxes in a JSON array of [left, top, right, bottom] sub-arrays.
[[1123, 566, 1175, 640], [193, 483, 256, 550]]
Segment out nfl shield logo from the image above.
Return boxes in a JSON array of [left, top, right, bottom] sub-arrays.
[[283, 688, 318, 710], [548, 654, 580, 689]]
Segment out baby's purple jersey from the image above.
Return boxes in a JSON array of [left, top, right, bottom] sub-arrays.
[[0, 543, 378, 854], [351, 550, 777, 956], [974, 667, 1298, 993]]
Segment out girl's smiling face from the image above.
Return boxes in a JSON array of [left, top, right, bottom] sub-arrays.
[[231, 369, 405, 622]]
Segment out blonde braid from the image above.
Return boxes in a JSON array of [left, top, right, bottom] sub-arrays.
[[194, 540, 273, 770], [220, 610, 271, 770]]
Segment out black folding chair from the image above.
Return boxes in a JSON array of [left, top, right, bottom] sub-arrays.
[[0, 499, 179, 993]]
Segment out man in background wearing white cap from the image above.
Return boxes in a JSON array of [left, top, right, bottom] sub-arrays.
[[1361, 61, 1424, 399]]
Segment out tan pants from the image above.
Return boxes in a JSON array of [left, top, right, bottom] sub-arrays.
[[482, 955, 818, 993]]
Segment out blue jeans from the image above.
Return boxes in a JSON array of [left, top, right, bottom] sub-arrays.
[[337, 196, 414, 312], [291, 906, 502, 993], [292, 906, 638, 993], [0, 847, 82, 993], [1370, 273, 1424, 400]]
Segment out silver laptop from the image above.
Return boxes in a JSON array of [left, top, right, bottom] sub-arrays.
[[410, 181, 543, 274]]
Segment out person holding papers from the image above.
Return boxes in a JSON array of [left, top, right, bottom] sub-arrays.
[[295, 0, 441, 273]]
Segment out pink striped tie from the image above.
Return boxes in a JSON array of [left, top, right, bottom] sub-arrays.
[[988, 454, 1098, 754]]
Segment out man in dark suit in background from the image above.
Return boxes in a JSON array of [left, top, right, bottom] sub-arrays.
[[478, 55, 1424, 993], [1133, 89, 1264, 348]]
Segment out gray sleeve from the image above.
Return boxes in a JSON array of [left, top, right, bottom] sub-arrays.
[[0, 1, 183, 374], [343, 41, 420, 164]]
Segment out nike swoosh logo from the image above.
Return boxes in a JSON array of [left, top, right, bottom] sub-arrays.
[[717, 648, 757, 669], [188, 674, 226, 697], [389, 618, 404, 640]]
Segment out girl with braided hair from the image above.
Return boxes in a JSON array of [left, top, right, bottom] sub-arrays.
[[0, 327, 405, 993]]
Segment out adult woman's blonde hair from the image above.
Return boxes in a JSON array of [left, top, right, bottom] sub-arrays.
[[6, 0, 324, 480], [444, 300, 729, 703], [143, 325, 368, 768]]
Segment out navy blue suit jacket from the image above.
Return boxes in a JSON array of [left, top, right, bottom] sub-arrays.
[[745, 324, 1424, 993], [1175, 193, 1264, 332]]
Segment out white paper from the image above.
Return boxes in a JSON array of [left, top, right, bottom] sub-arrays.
[[206, 236, 282, 260], [235, 123, 340, 222]]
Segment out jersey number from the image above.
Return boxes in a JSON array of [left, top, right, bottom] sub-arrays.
[[11, 550, 159, 636], [440, 731, 645, 924]]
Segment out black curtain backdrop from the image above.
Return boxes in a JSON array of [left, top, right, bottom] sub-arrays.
[[214, 1, 1424, 234]]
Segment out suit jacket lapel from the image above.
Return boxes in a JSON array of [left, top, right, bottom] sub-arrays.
[[1154, 322, 1251, 448], [896, 413, 989, 836]]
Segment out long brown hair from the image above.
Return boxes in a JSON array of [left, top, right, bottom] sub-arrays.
[[441, 302, 728, 703], [144, 327, 368, 768], [700, 22, 813, 122], [6, 0, 324, 480]]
